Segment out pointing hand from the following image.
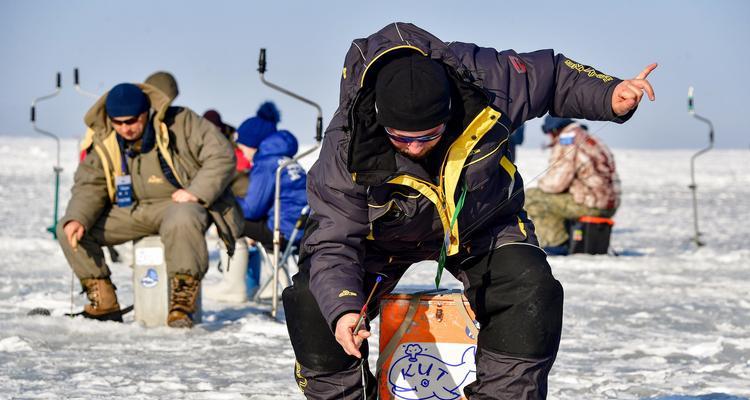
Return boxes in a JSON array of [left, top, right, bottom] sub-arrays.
[[612, 63, 657, 116]]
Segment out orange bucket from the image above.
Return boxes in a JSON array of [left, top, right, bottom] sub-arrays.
[[378, 289, 478, 400]]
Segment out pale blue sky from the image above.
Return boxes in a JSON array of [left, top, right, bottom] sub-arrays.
[[1, 0, 748, 149]]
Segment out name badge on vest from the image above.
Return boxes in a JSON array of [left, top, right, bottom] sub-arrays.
[[115, 175, 133, 207], [559, 132, 576, 146]]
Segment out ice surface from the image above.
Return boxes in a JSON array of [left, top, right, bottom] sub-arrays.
[[1, 137, 748, 399]]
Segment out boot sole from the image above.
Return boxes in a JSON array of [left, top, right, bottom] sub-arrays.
[[64, 305, 133, 321], [81, 311, 124, 323], [167, 318, 194, 328]]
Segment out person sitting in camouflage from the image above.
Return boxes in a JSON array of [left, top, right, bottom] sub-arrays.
[[525, 116, 620, 255], [58, 83, 243, 327]]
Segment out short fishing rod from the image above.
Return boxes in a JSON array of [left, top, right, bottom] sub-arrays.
[[353, 274, 384, 335]]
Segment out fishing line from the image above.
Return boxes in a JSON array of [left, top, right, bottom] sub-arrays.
[[462, 117, 619, 237], [462, 60, 653, 242], [427, 109, 627, 268]]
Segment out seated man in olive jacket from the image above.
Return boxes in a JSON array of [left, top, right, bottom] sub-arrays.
[[58, 83, 243, 328]]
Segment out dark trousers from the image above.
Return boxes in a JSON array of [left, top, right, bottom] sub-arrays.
[[242, 218, 288, 250], [283, 243, 564, 400]]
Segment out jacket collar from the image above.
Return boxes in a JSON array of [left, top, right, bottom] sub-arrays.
[[339, 22, 468, 110], [341, 23, 496, 187]]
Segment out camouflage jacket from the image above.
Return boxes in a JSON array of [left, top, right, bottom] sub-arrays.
[[538, 124, 620, 210]]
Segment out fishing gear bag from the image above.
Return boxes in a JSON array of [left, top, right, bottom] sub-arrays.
[[568, 216, 614, 255]]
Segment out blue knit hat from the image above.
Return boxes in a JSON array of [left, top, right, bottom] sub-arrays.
[[236, 102, 281, 148], [541, 115, 574, 134], [106, 83, 150, 118]]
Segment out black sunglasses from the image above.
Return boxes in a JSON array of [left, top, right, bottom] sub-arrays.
[[385, 125, 446, 144], [110, 116, 141, 126]]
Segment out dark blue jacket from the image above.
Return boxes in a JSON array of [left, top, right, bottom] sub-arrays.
[[302, 22, 634, 329], [238, 130, 307, 243]]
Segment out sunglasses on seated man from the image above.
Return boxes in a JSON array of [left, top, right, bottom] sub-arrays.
[[110, 115, 143, 126], [384, 124, 446, 144]]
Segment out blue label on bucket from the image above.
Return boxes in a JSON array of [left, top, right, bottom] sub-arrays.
[[141, 268, 159, 288]]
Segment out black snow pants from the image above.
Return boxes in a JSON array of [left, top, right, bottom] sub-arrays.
[[282, 243, 564, 400]]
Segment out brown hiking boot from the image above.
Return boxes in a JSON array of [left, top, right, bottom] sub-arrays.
[[81, 278, 122, 322], [167, 274, 200, 328]]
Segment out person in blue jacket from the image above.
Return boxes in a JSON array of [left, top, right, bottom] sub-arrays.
[[206, 102, 300, 302], [237, 129, 308, 248]]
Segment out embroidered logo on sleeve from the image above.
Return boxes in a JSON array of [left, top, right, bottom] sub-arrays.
[[564, 59, 614, 83], [338, 289, 358, 298], [509, 56, 527, 74]]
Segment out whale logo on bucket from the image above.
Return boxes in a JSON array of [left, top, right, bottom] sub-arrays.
[[388, 343, 476, 400], [140, 268, 159, 288]]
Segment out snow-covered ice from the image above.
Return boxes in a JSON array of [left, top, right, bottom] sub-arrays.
[[0, 136, 748, 399]]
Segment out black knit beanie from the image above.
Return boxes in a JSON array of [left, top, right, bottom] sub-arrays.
[[375, 53, 451, 131]]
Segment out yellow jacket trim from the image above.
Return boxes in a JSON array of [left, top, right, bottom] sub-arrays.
[[441, 107, 502, 255], [80, 128, 95, 153], [382, 108, 501, 256], [360, 45, 428, 87], [387, 175, 451, 249], [463, 138, 508, 169], [93, 131, 121, 201], [517, 216, 527, 238], [499, 155, 516, 176], [500, 155, 517, 201]]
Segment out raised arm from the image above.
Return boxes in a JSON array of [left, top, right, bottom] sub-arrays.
[[450, 43, 656, 129]]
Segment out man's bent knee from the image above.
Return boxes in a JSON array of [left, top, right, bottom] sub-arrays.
[[470, 245, 564, 357], [161, 203, 208, 232], [294, 359, 371, 400]]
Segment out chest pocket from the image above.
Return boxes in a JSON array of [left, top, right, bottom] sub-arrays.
[[460, 121, 512, 191], [462, 139, 507, 192], [367, 187, 424, 241], [368, 189, 419, 224]]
